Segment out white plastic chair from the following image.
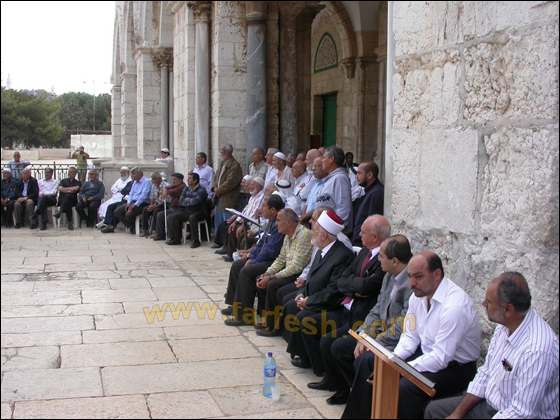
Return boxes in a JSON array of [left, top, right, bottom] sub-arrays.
[[182, 219, 210, 244]]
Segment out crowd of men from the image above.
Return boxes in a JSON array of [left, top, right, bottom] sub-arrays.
[[1, 145, 558, 419]]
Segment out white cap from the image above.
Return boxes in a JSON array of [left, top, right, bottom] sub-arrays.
[[2, 167, 11, 173], [120, 166, 130, 171], [243, 175, 253, 182], [317, 210, 345, 236], [274, 152, 286, 161], [253, 177, 265, 187], [161, 148, 170, 153], [276, 180, 292, 190], [272, 191, 287, 203]]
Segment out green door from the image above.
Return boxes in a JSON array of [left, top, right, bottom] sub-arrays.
[[323, 93, 338, 147]]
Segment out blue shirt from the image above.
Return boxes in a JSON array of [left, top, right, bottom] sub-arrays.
[[306, 180, 324, 213], [127, 177, 151, 206], [7, 159, 31, 180], [247, 217, 285, 265]]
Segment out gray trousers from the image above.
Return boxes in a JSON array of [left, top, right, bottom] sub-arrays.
[[13, 200, 35, 225], [425, 397, 498, 419]]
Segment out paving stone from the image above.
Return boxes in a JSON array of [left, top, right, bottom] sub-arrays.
[[47, 249, 114, 257], [126, 254, 172, 263], [1, 346, 60, 371], [1, 316, 93, 334], [122, 299, 210, 314], [83, 328, 166, 344], [147, 277, 196, 288], [163, 324, 241, 340], [61, 341, 177, 368], [1, 403, 12, 419], [1, 291, 81, 307], [25, 256, 92, 265], [1, 257, 25, 265], [0, 332, 82, 348], [191, 276, 228, 286], [12, 395, 150, 419], [109, 278, 152, 289], [307, 396, 346, 419], [44, 263, 116, 273], [1, 265, 45, 275], [0, 274, 25, 282], [82, 289, 157, 303], [102, 358, 263, 396], [0, 282, 35, 292], [279, 369, 332, 398], [2, 251, 47, 258], [106, 310, 221, 329], [86, 271, 122, 279], [33, 280, 111, 292], [215, 408, 323, 419], [147, 269, 185, 277], [1, 303, 123, 318], [93, 315, 125, 330], [91, 255, 131, 264], [209, 384, 311, 417], [152, 287, 208, 300], [147, 391, 224, 419], [1, 368, 103, 402], [170, 337, 260, 362], [115, 262, 181, 271]]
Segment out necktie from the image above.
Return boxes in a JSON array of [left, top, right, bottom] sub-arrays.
[[360, 251, 373, 277]]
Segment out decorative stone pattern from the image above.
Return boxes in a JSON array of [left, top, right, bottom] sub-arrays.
[[314, 33, 338, 72]]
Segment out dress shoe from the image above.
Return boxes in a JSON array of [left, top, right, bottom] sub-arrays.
[[14, 223, 21, 229], [68, 224, 74, 231], [211, 243, 222, 249], [139, 229, 148, 237], [224, 319, 245, 327], [214, 247, 227, 255], [40, 224, 47, 231], [101, 226, 115, 234], [254, 322, 267, 330], [30, 214, 38, 225], [53, 212, 61, 219], [221, 307, 233, 316], [256, 328, 281, 337], [190, 240, 201, 249], [222, 256, 234, 263], [128, 228, 136, 235], [291, 357, 311, 369], [307, 377, 330, 391], [326, 388, 350, 405], [153, 236, 166, 241], [29, 224, 37, 229], [166, 239, 182, 246]]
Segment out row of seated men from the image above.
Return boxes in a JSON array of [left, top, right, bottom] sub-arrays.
[[219, 200, 559, 419]]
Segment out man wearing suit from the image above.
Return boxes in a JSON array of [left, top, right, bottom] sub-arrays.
[[11, 167, 39, 229], [211, 144, 243, 239], [305, 215, 392, 399], [282, 210, 355, 373]]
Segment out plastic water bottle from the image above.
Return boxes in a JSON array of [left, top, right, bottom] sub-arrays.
[[263, 352, 277, 398]]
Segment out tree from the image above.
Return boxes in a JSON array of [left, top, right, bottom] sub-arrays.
[[54, 96, 87, 130]]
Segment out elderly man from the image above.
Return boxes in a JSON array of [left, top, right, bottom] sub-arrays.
[[301, 156, 328, 224], [264, 148, 280, 186], [7, 151, 30, 181], [353, 162, 385, 246], [155, 148, 175, 179], [297, 152, 306, 162], [211, 144, 243, 241], [295, 149, 321, 213], [30, 168, 59, 230], [152, 173, 186, 240], [425, 272, 559, 419], [75, 169, 105, 228], [281, 211, 355, 371], [317, 146, 353, 236], [324, 235, 412, 409], [98, 166, 131, 225], [71, 146, 90, 183], [290, 160, 307, 210], [12, 167, 39, 229], [249, 148, 268, 181], [54, 167, 81, 230], [140, 172, 170, 237], [1, 168, 17, 227], [273, 152, 296, 187], [287, 153, 297, 168], [222, 195, 286, 322], [225, 208, 312, 327]]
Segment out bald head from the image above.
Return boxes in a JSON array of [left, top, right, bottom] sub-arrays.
[[407, 251, 445, 299], [306, 149, 321, 169], [360, 215, 391, 250], [494, 272, 532, 314]]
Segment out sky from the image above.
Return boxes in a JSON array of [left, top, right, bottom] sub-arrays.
[[1, 1, 115, 96]]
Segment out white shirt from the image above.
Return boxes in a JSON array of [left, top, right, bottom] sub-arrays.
[[394, 277, 481, 373], [194, 164, 215, 199], [265, 165, 277, 186], [38, 178, 59, 196], [275, 166, 296, 188], [467, 308, 559, 419], [237, 190, 264, 223]]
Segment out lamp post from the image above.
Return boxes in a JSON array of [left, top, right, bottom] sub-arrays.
[[83, 81, 96, 131]]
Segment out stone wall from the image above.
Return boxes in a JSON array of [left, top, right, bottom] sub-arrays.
[[390, 1, 559, 338]]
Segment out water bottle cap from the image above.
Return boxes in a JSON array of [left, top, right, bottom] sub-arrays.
[[268, 352, 273, 357]]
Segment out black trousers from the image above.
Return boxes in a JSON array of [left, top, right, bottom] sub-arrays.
[[57, 195, 78, 222], [257, 276, 298, 329], [1, 200, 15, 226], [104, 201, 126, 227], [227, 227, 258, 257], [168, 210, 205, 241], [214, 220, 229, 246], [34, 195, 57, 225], [327, 323, 358, 390], [141, 206, 164, 231], [115, 202, 148, 229], [76, 199, 101, 226], [224, 258, 274, 324]]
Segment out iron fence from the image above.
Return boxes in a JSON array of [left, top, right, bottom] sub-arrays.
[[15, 163, 104, 183]]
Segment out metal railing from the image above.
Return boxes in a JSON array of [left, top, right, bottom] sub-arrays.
[[10, 163, 104, 183]]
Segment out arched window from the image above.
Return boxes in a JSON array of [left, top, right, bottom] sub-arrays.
[[314, 33, 338, 73]]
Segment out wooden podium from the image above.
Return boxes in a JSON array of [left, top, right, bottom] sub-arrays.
[[349, 330, 436, 419]]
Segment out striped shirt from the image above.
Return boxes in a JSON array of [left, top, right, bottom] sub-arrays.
[[266, 224, 313, 279], [249, 161, 268, 181], [467, 308, 559, 419]]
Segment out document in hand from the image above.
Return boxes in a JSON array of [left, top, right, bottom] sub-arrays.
[[225, 208, 263, 228]]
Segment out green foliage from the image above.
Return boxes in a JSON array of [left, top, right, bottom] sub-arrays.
[[56, 92, 112, 132]]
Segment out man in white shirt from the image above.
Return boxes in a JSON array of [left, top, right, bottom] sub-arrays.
[[273, 152, 296, 187], [390, 251, 481, 419], [30, 167, 59, 230], [264, 148, 279, 186], [425, 272, 559, 420], [155, 147, 174, 177]]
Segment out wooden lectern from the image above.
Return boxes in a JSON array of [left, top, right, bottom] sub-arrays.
[[349, 330, 436, 419]]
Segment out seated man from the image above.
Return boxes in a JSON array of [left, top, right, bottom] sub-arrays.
[[222, 195, 286, 322], [108, 167, 151, 234], [151, 173, 186, 239], [98, 166, 131, 226], [425, 272, 559, 419], [224, 208, 312, 327], [30, 167, 59, 230], [164, 172, 207, 247], [1, 167, 17, 227], [140, 171, 169, 237], [100, 180, 133, 232], [54, 167, 81, 230], [326, 235, 412, 409], [75, 169, 105, 228], [12, 168, 39, 229], [282, 211, 355, 372]]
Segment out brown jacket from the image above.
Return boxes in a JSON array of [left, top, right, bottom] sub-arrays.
[[212, 157, 243, 211]]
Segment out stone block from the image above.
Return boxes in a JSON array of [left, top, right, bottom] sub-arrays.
[[82, 289, 157, 303], [152, 286, 208, 300], [0, 332, 82, 349], [109, 278, 152, 289], [1, 316, 94, 334], [82, 328, 165, 344], [1, 404, 11, 419], [1, 346, 60, 371], [1, 303, 123, 318], [169, 337, 259, 362], [147, 391, 223, 419], [1, 291, 82, 307], [0, 282, 35, 293], [163, 324, 240, 340], [147, 277, 196, 288], [33, 280, 111, 292]]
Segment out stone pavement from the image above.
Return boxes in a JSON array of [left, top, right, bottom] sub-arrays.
[[0, 227, 345, 419]]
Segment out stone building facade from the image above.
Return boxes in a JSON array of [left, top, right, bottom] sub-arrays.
[[112, 1, 559, 338]]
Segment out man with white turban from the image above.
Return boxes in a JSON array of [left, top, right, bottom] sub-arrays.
[[98, 167, 131, 222]]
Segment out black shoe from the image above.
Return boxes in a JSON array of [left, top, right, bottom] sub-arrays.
[[222, 256, 234, 263], [14, 223, 21, 229], [68, 224, 74, 231], [221, 307, 233, 316], [101, 226, 115, 234], [166, 239, 182, 246], [214, 246, 227, 255], [256, 329, 281, 337], [153, 236, 166, 241], [40, 224, 47, 231], [128, 228, 136, 235], [326, 388, 350, 405], [30, 214, 38, 225], [53, 212, 61, 219], [190, 240, 201, 249], [308, 377, 330, 391], [291, 357, 311, 369], [224, 318, 245, 327], [29, 224, 37, 229]]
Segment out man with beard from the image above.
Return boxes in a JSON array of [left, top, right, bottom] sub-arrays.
[[352, 162, 385, 246]]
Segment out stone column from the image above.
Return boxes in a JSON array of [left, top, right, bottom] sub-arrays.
[[278, 2, 305, 156], [156, 50, 173, 154], [356, 58, 370, 164], [120, 72, 138, 158], [190, 1, 212, 156], [245, 2, 268, 168], [169, 68, 175, 159], [111, 85, 122, 158]]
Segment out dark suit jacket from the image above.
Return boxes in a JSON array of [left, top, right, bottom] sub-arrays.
[[304, 240, 355, 312], [15, 177, 39, 204], [336, 247, 386, 326]]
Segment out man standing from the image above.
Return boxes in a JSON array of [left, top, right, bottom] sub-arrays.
[[12, 168, 39, 229], [71, 146, 90, 183], [164, 172, 208, 247], [155, 147, 175, 178], [54, 167, 81, 230], [301, 157, 328, 225], [211, 144, 243, 239], [75, 169, 105, 228], [7, 152, 31, 181], [249, 148, 268, 181], [109, 167, 151, 234], [30, 168, 59, 230], [1, 168, 17, 227], [425, 272, 559, 419], [264, 148, 280, 186], [353, 162, 385, 246]]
